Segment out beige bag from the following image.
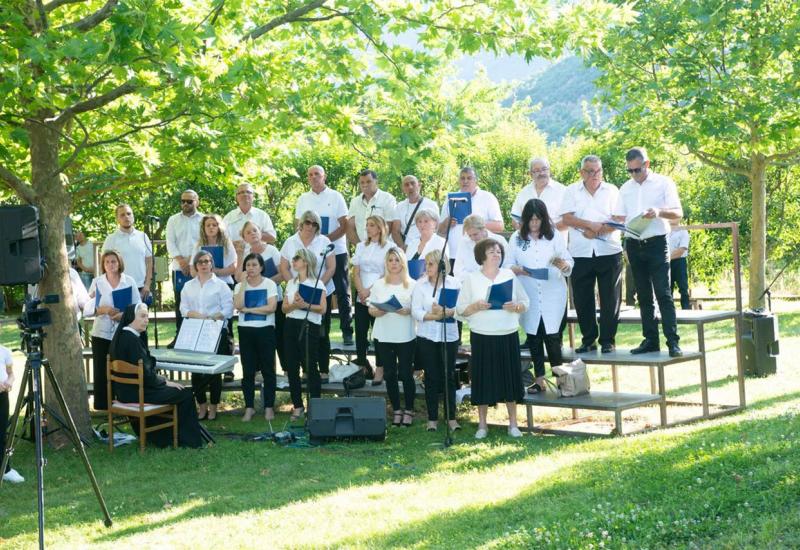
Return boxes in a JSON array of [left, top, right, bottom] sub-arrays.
[[551, 359, 591, 397]]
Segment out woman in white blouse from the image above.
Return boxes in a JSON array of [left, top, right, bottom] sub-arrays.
[[404, 209, 446, 264], [351, 215, 392, 382], [282, 249, 328, 421], [234, 253, 279, 422], [368, 247, 417, 427], [508, 199, 573, 394], [180, 250, 234, 420], [280, 210, 336, 383], [84, 250, 141, 411], [456, 239, 529, 439], [411, 249, 461, 432]]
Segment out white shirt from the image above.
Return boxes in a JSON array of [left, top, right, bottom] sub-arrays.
[[412, 276, 461, 343], [348, 190, 397, 242], [223, 206, 276, 241], [84, 273, 141, 340], [75, 240, 95, 272], [369, 279, 416, 343], [507, 231, 573, 334], [102, 228, 152, 287], [279, 233, 335, 295], [511, 179, 568, 240], [180, 274, 234, 320], [352, 240, 394, 290], [669, 229, 690, 258], [404, 233, 446, 264], [234, 277, 278, 328], [440, 188, 503, 258], [456, 267, 529, 336], [192, 239, 237, 285], [392, 197, 439, 245], [559, 181, 623, 258], [285, 278, 326, 324], [166, 211, 204, 271], [0, 345, 12, 385], [613, 172, 683, 240], [243, 243, 284, 300], [452, 231, 509, 281], [295, 186, 349, 255]]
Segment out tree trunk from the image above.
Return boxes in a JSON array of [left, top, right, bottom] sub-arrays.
[[748, 154, 767, 309], [27, 117, 93, 441]]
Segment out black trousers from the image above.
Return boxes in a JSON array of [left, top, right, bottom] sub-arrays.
[[90, 336, 111, 410], [192, 327, 231, 405], [238, 325, 276, 408], [354, 301, 376, 365], [377, 340, 416, 411], [417, 337, 457, 421], [670, 257, 691, 310], [333, 253, 353, 337], [571, 252, 623, 347], [1, 391, 9, 473], [275, 301, 286, 372], [283, 317, 321, 409], [172, 271, 185, 335], [627, 236, 679, 345], [527, 317, 563, 378], [319, 294, 333, 375]]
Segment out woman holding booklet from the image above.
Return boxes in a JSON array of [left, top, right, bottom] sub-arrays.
[[368, 247, 417, 427], [234, 253, 279, 422], [411, 249, 461, 432], [456, 239, 529, 439], [404, 209, 446, 266], [507, 199, 573, 394], [282, 248, 327, 421]]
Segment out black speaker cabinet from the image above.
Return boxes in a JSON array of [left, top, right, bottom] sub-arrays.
[[308, 397, 386, 441], [0, 205, 43, 285]]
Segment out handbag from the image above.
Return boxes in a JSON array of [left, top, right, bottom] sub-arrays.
[[329, 363, 360, 383], [549, 359, 591, 397], [343, 369, 366, 393]]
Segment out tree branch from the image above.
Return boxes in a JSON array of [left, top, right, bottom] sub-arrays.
[[71, 167, 175, 199], [58, 0, 119, 32], [243, 0, 327, 41], [53, 79, 137, 124], [85, 111, 189, 148], [765, 147, 800, 163], [0, 165, 36, 204], [54, 115, 89, 176], [691, 148, 751, 177], [44, 0, 86, 12], [36, 0, 49, 30]]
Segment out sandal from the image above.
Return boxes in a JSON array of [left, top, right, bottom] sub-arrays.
[[392, 410, 403, 427], [402, 411, 414, 427], [290, 407, 305, 422], [527, 382, 546, 395], [426, 421, 437, 432]]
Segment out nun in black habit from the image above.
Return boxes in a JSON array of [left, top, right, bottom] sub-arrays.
[[109, 303, 204, 448]]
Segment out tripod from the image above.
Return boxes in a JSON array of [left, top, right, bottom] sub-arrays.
[[1, 322, 112, 549]]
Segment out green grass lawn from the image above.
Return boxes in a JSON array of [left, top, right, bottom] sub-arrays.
[[1, 305, 799, 548]]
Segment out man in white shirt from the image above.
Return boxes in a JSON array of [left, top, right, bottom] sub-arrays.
[[223, 183, 277, 249], [296, 165, 353, 344], [438, 167, 503, 260], [560, 155, 623, 354], [390, 175, 439, 250], [511, 157, 567, 237], [347, 169, 397, 244], [166, 189, 203, 336], [102, 204, 153, 302], [74, 230, 95, 290], [613, 147, 684, 357], [668, 219, 691, 310]]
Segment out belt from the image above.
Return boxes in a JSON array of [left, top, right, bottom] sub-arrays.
[[626, 234, 666, 246]]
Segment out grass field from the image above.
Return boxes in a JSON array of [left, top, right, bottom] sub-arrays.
[[1, 303, 799, 549]]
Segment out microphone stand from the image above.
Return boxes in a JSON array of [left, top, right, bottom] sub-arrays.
[[433, 203, 455, 447], [144, 217, 159, 347]]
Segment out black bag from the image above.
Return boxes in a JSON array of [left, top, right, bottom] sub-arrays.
[[343, 369, 366, 393]]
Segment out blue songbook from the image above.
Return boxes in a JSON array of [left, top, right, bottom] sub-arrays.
[[94, 291, 101, 308], [408, 259, 425, 280], [112, 286, 134, 311], [244, 288, 268, 321], [372, 295, 403, 312], [523, 267, 549, 280], [486, 279, 513, 310], [174, 270, 192, 293], [510, 213, 522, 223], [202, 245, 224, 268], [447, 192, 472, 224], [437, 287, 459, 324], [262, 257, 278, 278], [320, 216, 330, 235], [298, 283, 323, 305]]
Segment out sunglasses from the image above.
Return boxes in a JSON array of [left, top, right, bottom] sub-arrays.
[[181, 199, 195, 204], [196, 259, 212, 265], [292, 255, 303, 261], [626, 167, 645, 174], [302, 220, 319, 227]]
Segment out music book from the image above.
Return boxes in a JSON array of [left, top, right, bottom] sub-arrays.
[[174, 270, 192, 293], [408, 258, 425, 280], [447, 192, 472, 224], [523, 267, 549, 280], [605, 214, 652, 239], [485, 279, 513, 310], [510, 213, 521, 223], [243, 288, 268, 321], [262, 257, 278, 278], [95, 291, 101, 308], [298, 283, 323, 305], [174, 318, 224, 353], [202, 245, 224, 268], [320, 216, 330, 235], [437, 287, 459, 324], [371, 295, 403, 312], [112, 286, 134, 311]]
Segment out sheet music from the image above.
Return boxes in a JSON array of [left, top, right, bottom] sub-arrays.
[[196, 319, 224, 353], [174, 318, 203, 351]]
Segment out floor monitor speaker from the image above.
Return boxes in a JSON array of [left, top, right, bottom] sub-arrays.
[[308, 397, 386, 441]]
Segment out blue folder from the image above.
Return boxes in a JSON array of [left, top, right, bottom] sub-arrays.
[[523, 267, 549, 280], [244, 288, 268, 321], [486, 279, 513, 310], [112, 286, 134, 311], [437, 287, 459, 324], [262, 257, 279, 278], [408, 259, 425, 280], [320, 216, 330, 235], [447, 192, 472, 224], [372, 295, 403, 312], [202, 245, 224, 268], [174, 270, 192, 293], [298, 283, 323, 306]]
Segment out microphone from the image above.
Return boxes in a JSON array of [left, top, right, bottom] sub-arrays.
[[319, 243, 335, 255], [146, 215, 161, 221], [449, 197, 469, 203]]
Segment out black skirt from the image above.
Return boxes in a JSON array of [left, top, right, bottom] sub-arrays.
[[470, 331, 524, 406]]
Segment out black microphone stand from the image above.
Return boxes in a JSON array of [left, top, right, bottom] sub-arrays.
[[433, 203, 456, 447], [144, 216, 159, 347]]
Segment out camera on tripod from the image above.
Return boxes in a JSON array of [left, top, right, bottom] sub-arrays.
[[17, 295, 59, 353]]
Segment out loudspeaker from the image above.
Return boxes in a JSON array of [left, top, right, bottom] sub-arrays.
[[0, 205, 44, 285], [308, 397, 386, 441]]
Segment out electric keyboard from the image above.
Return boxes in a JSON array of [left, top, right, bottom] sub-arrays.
[[150, 348, 237, 375]]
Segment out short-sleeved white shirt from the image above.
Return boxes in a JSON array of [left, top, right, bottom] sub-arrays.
[[668, 229, 690, 258], [75, 241, 95, 272], [392, 197, 439, 245], [613, 172, 682, 240], [559, 181, 623, 258], [352, 240, 394, 290], [102, 228, 152, 288], [511, 179, 566, 224], [0, 344, 13, 385], [285, 278, 326, 324], [295, 186, 349, 255], [234, 277, 278, 328], [348, 190, 397, 242], [452, 231, 509, 281], [166, 211, 204, 270], [440, 188, 503, 258], [368, 279, 416, 343], [223, 206, 276, 242], [279, 233, 335, 295]]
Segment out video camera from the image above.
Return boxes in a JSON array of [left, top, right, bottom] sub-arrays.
[[17, 295, 59, 353]]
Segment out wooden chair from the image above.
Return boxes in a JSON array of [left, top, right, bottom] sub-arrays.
[[107, 358, 178, 454]]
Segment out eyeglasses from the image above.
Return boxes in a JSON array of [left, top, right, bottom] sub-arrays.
[[582, 168, 603, 177], [531, 168, 549, 174], [302, 220, 319, 227], [236, 190, 254, 196], [196, 259, 212, 265], [292, 255, 303, 261], [626, 167, 645, 174], [180, 199, 195, 204]]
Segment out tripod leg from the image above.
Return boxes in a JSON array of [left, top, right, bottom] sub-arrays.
[[1, 363, 32, 481], [43, 363, 113, 527]]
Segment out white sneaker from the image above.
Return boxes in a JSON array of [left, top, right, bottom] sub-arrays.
[[3, 468, 24, 484], [475, 427, 488, 440], [508, 426, 523, 438]]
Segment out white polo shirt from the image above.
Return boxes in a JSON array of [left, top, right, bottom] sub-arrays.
[[613, 172, 683, 240], [440, 188, 503, 258], [511, 179, 566, 223], [279, 233, 335, 295], [348, 189, 397, 242], [223, 206, 276, 242], [295, 186, 349, 255], [559, 181, 623, 258], [669, 229, 690, 258], [102, 228, 152, 287], [392, 197, 439, 245], [166, 211, 204, 271]]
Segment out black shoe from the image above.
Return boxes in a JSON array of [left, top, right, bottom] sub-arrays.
[[630, 340, 660, 354], [223, 371, 234, 382], [575, 343, 597, 354], [668, 343, 683, 357], [342, 334, 354, 346], [601, 344, 615, 353]]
